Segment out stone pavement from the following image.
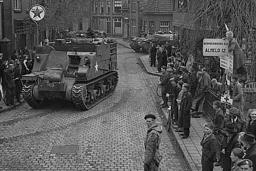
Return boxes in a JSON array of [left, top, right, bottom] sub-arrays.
[[0, 44, 190, 170], [115, 37, 222, 171], [0, 98, 24, 114]]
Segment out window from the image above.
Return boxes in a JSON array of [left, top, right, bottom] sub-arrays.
[[100, 1, 104, 14], [114, 0, 122, 13], [149, 21, 155, 34], [94, 1, 98, 13], [159, 21, 170, 33], [173, 0, 176, 11], [106, 0, 111, 14], [131, 2, 136, 12], [79, 22, 83, 30], [114, 18, 121, 27], [154, 0, 158, 11], [178, 0, 188, 11], [13, 0, 22, 11]]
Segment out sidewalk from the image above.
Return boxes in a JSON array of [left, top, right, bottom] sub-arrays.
[[140, 55, 222, 171], [116, 37, 222, 171]]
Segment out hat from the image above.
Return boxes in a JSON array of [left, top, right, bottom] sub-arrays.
[[166, 67, 173, 72], [229, 107, 240, 116], [161, 66, 167, 70], [231, 148, 244, 159], [237, 159, 253, 167], [204, 122, 214, 130], [240, 133, 255, 143], [183, 83, 190, 88], [144, 114, 156, 120]]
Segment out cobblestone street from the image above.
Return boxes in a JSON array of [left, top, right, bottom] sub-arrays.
[[0, 45, 190, 171]]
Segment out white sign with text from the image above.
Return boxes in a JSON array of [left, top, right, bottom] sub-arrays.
[[203, 39, 229, 56]]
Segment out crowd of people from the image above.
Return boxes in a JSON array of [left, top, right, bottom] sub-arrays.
[[148, 40, 256, 171], [0, 47, 34, 108]]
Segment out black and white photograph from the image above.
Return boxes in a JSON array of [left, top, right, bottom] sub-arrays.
[[0, 0, 256, 170]]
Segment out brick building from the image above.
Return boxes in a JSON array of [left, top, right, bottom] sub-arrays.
[[2, 0, 40, 53], [142, 0, 174, 34], [91, 0, 141, 37]]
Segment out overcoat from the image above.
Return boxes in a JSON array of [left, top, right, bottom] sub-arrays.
[[246, 120, 256, 138], [244, 143, 256, 171], [180, 91, 192, 128], [201, 133, 219, 171]]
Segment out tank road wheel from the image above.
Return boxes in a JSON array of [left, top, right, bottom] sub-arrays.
[[22, 84, 43, 109], [71, 84, 89, 111]]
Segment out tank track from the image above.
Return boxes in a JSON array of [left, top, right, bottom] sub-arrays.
[[71, 71, 118, 110], [22, 84, 43, 109]]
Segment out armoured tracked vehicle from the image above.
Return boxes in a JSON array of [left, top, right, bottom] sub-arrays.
[[22, 38, 118, 110]]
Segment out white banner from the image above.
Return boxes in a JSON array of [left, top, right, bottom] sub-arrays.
[[203, 39, 229, 56]]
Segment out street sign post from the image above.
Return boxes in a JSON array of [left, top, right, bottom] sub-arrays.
[[29, 5, 45, 45]]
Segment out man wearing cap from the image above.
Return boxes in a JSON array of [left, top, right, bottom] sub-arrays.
[[191, 68, 211, 118], [178, 83, 192, 138], [156, 45, 164, 72], [230, 148, 245, 171], [201, 123, 220, 171], [3, 60, 15, 106], [237, 159, 254, 171], [222, 107, 245, 171], [240, 133, 256, 171], [159, 67, 173, 108], [166, 77, 181, 129], [149, 42, 157, 67], [144, 114, 162, 171]]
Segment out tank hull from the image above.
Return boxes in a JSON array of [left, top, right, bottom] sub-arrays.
[[22, 40, 118, 110]]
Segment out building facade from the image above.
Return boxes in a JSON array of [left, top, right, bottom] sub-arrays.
[[2, 0, 41, 52], [0, 0, 3, 40], [142, 0, 174, 34], [91, 0, 141, 37]]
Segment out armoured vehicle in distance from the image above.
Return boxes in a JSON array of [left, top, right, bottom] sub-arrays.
[[22, 38, 118, 110]]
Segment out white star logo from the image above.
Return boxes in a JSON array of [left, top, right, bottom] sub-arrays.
[[95, 62, 98, 72]]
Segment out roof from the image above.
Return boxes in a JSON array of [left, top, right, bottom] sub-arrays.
[[144, 0, 173, 14]]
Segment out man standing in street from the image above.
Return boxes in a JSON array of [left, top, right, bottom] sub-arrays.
[[156, 45, 164, 73], [201, 123, 220, 171], [191, 68, 211, 118], [179, 83, 192, 138], [144, 114, 162, 171], [159, 67, 173, 108], [149, 42, 157, 67]]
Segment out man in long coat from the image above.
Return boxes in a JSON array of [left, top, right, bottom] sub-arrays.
[[179, 83, 192, 138], [3, 61, 15, 106], [156, 45, 163, 72], [144, 114, 162, 171], [159, 67, 173, 108], [201, 123, 220, 171], [166, 77, 181, 130], [149, 43, 157, 67]]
